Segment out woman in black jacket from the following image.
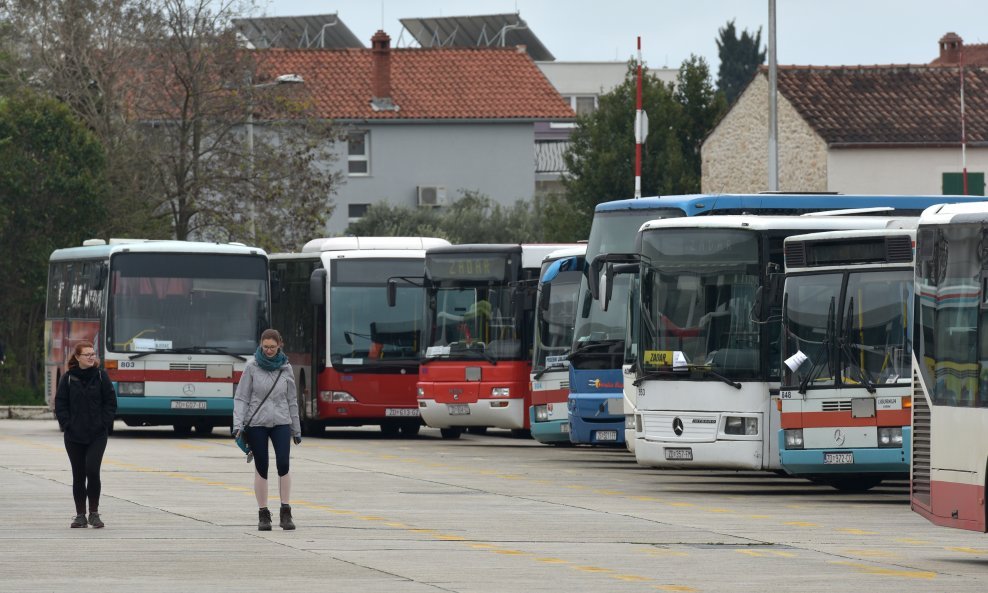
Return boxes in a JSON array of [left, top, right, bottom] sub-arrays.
[[54, 341, 117, 528]]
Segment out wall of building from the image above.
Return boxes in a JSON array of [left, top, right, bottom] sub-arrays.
[[701, 73, 828, 193], [327, 121, 536, 235], [828, 147, 988, 195]]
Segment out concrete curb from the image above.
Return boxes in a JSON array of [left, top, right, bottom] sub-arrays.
[[5, 406, 54, 420]]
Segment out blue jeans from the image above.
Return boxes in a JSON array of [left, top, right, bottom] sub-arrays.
[[246, 424, 291, 479]]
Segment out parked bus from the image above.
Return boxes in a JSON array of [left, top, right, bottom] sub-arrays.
[[270, 237, 449, 436], [574, 193, 988, 449], [45, 239, 270, 434], [606, 215, 899, 470], [912, 202, 988, 532], [415, 244, 575, 439], [530, 246, 586, 444], [779, 226, 915, 490]]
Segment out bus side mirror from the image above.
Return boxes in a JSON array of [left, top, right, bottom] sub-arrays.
[[538, 284, 551, 312], [309, 268, 326, 306], [88, 263, 106, 290], [387, 279, 397, 307], [588, 256, 605, 301], [599, 264, 613, 312]]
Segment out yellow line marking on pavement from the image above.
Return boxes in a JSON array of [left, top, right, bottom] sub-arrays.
[[611, 574, 652, 582], [640, 548, 689, 557], [894, 537, 931, 545], [668, 502, 695, 507], [784, 521, 818, 527], [437, 535, 467, 541], [493, 549, 528, 555], [747, 515, 770, 519], [470, 543, 498, 549], [358, 515, 389, 522], [654, 585, 699, 592], [572, 565, 612, 573], [946, 547, 987, 555], [843, 549, 898, 558], [536, 557, 569, 564], [830, 561, 936, 579], [735, 549, 766, 558], [384, 522, 409, 528], [703, 508, 732, 514], [838, 528, 877, 535], [631, 496, 662, 502], [593, 489, 626, 496]]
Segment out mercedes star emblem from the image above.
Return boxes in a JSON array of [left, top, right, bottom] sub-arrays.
[[673, 417, 684, 436]]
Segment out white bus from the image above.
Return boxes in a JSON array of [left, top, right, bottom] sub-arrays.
[[779, 226, 915, 491], [270, 237, 449, 436], [606, 215, 897, 470], [45, 239, 270, 434], [530, 245, 586, 445], [912, 202, 988, 532]]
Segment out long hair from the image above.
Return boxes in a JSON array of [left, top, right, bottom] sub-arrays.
[[65, 341, 95, 371]]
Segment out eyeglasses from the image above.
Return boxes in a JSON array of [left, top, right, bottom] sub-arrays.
[[79, 353, 97, 358], [261, 345, 279, 351]]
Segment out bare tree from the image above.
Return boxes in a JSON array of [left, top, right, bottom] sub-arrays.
[[2, 0, 341, 251]]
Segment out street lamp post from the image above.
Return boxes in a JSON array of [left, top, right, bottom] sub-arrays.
[[245, 74, 304, 242]]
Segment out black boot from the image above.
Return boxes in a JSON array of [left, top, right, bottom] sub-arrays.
[[258, 507, 272, 531], [70, 514, 87, 528], [87, 512, 104, 528], [279, 504, 295, 530]]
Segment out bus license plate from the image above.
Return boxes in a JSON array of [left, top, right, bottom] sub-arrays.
[[664, 447, 693, 461], [824, 452, 854, 464], [560, 422, 570, 434], [447, 404, 470, 415], [385, 408, 420, 417], [595, 430, 618, 441], [171, 400, 206, 410]]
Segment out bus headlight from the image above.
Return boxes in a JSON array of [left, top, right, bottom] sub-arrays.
[[784, 429, 804, 449], [534, 405, 548, 422], [417, 387, 425, 398], [320, 391, 356, 403], [491, 387, 510, 398], [878, 427, 903, 448], [725, 416, 758, 435], [117, 382, 144, 396]]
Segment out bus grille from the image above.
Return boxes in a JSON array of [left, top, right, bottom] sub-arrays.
[[784, 242, 806, 268], [910, 367, 931, 506], [821, 400, 852, 412], [560, 381, 569, 390], [169, 363, 207, 371], [885, 235, 914, 263]]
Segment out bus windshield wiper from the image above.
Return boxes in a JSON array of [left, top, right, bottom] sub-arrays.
[[839, 298, 877, 394], [533, 359, 569, 380], [632, 368, 680, 387], [699, 367, 743, 390], [129, 346, 248, 361], [569, 339, 622, 361], [798, 296, 835, 395]]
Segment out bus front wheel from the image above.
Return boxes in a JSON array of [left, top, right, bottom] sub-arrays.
[[828, 477, 882, 492], [440, 428, 462, 440]]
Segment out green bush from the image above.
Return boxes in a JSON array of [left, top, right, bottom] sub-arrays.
[[0, 384, 45, 406]]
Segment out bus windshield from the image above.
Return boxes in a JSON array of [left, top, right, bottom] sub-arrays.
[[425, 284, 523, 362], [840, 270, 912, 387], [108, 253, 269, 354], [533, 266, 581, 372], [783, 273, 841, 389], [574, 209, 684, 346], [330, 259, 425, 367], [639, 228, 761, 379]]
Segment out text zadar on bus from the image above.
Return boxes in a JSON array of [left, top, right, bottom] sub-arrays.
[[46, 239, 270, 434]]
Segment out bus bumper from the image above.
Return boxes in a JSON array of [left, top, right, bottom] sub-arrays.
[[634, 437, 765, 470], [778, 427, 911, 476], [419, 399, 525, 430], [116, 396, 233, 423], [529, 412, 570, 444], [567, 393, 624, 445]]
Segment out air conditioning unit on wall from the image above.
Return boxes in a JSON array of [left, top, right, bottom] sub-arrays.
[[417, 185, 447, 207]]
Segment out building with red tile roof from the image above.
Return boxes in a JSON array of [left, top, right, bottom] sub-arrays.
[[248, 31, 573, 234], [701, 33, 988, 197]]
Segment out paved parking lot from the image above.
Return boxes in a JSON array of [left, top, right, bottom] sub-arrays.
[[1, 419, 986, 592]]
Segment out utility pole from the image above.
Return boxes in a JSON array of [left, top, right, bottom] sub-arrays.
[[767, 0, 779, 191]]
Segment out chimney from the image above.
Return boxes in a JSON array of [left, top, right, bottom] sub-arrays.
[[369, 30, 398, 111], [939, 32, 963, 64]]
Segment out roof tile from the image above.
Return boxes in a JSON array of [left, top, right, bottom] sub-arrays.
[[256, 47, 574, 120]]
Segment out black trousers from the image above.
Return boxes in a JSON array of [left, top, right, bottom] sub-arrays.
[[64, 435, 108, 515]]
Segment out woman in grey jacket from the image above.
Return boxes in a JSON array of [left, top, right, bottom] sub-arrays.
[[233, 329, 301, 531]]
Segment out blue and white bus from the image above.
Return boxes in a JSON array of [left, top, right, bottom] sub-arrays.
[[571, 193, 987, 448]]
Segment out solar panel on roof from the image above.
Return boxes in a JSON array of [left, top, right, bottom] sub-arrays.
[[233, 14, 364, 49], [399, 13, 554, 61]]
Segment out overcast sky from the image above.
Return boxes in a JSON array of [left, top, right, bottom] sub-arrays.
[[259, 0, 988, 72]]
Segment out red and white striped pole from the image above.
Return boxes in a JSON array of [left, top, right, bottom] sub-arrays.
[[960, 49, 968, 195], [634, 36, 644, 198]]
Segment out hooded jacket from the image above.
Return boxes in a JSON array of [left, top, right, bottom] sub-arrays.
[[233, 360, 300, 437], [54, 367, 117, 443]]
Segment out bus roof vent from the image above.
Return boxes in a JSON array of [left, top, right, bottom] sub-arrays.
[[82, 239, 106, 246], [885, 235, 913, 263], [784, 241, 806, 268]]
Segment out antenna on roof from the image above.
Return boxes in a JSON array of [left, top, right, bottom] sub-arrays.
[[380, 0, 384, 31]]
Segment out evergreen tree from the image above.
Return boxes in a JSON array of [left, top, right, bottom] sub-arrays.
[[716, 19, 766, 105]]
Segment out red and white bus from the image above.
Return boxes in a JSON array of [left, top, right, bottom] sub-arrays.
[[45, 239, 271, 434], [912, 202, 988, 532], [270, 237, 448, 436], [415, 244, 576, 439]]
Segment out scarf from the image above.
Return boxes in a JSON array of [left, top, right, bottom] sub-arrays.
[[68, 366, 99, 384], [254, 346, 287, 372]]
